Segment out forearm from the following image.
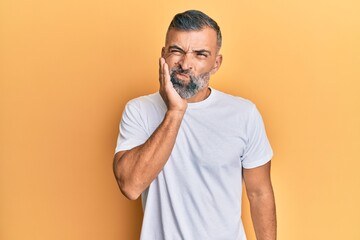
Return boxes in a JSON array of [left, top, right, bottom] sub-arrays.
[[248, 190, 277, 240], [114, 110, 184, 200]]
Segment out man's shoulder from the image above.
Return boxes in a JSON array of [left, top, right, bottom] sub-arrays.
[[126, 92, 162, 106], [125, 92, 166, 112], [212, 88, 255, 111]]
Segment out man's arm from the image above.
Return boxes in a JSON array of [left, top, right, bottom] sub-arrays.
[[113, 58, 187, 200], [243, 161, 277, 240]]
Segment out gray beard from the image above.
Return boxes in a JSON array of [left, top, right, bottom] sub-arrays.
[[170, 68, 211, 99]]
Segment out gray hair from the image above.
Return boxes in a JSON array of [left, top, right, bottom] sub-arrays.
[[167, 10, 222, 50]]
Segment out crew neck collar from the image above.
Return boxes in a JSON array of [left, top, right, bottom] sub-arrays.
[[187, 87, 216, 109]]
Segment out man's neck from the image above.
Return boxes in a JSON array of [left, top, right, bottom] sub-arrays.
[[186, 87, 211, 103]]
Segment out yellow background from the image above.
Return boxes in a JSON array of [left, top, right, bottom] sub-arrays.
[[1, 0, 360, 239]]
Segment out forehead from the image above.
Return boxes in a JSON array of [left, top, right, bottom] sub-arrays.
[[165, 27, 218, 50]]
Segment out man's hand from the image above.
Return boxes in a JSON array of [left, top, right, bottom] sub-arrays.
[[159, 57, 187, 113]]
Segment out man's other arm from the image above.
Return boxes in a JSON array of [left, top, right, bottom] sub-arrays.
[[113, 58, 187, 200], [243, 161, 277, 240]]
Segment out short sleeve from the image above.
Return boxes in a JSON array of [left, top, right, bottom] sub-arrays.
[[241, 105, 273, 169], [114, 101, 149, 154]]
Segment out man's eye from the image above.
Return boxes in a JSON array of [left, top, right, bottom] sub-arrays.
[[170, 50, 183, 55], [197, 52, 208, 58]]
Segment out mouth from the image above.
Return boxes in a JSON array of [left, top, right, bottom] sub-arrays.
[[175, 72, 190, 80]]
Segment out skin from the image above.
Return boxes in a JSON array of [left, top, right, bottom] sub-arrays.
[[113, 27, 276, 240], [244, 162, 277, 239], [162, 28, 223, 102]]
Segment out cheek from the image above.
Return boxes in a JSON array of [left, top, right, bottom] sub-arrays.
[[164, 58, 177, 70], [197, 60, 215, 73]]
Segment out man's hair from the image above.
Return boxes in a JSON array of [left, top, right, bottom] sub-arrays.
[[167, 10, 222, 50]]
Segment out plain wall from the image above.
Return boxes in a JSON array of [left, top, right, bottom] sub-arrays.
[[1, 0, 360, 239]]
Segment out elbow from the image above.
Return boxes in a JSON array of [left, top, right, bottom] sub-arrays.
[[124, 193, 140, 201], [247, 188, 275, 203], [114, 172, 142, 200], [113, 153, 142, 200], [119, 181, 142, 201]]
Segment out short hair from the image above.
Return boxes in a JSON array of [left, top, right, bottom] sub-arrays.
[[167, 10, 222, 50]]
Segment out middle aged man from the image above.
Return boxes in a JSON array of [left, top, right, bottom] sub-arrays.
[[113, 10, 276, 240]]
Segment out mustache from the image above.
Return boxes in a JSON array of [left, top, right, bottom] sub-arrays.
[[171, 66, 192, 76]]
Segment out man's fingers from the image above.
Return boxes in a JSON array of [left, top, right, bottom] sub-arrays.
[[159, 58, 163, 83], [160, 58, 165, 74], [162, 61, 170, 84]]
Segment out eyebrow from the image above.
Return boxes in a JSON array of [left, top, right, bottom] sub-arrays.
[[193, 49, 212, 56], [168, 45, 212, 56], [168, 45, 186, 53]]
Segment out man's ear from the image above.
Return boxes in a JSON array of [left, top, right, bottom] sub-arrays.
[[161, 47, 165, 58], [210, 54, 223, 75]]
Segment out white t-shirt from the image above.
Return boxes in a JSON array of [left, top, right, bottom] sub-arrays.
[[115, 88, 273, 240]]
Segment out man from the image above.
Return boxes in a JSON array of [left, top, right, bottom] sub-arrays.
[[113, 10, 276, 240]]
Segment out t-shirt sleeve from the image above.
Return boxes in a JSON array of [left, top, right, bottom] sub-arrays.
[[114, 101, 149, 154], [241, 104, 273, 169]]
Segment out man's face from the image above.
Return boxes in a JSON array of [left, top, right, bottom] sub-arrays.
[[162, 27, 222, 99]]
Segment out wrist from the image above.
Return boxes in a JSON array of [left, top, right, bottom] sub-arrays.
[[165, 109, 186, 120]]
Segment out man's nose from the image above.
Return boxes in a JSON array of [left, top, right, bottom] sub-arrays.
[[177, 52, 194, 71]]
